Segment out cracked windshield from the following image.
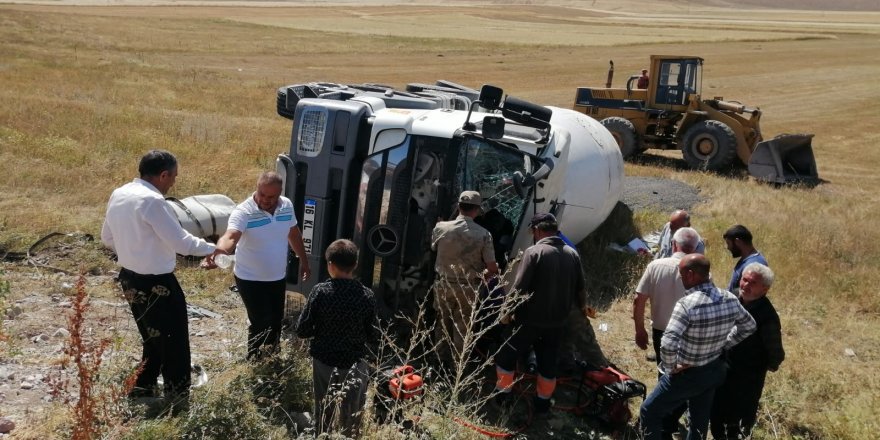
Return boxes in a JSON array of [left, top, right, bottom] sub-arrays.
[[457, 137, 531, 228]]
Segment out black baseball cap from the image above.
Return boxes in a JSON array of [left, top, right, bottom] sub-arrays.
[[529, 212, 557, 228]]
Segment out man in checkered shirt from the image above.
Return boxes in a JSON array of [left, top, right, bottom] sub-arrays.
[[640, 254, 757, 440]]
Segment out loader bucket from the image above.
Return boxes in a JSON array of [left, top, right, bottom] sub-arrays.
[[748, 134, 818, 184]]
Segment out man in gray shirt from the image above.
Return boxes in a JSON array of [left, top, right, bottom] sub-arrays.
[[494, 213, 595, 413]]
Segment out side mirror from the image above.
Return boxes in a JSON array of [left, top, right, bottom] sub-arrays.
[[512, 158, 555, 199], [479, 85, 503, 110], [482, 116, 505, 139]]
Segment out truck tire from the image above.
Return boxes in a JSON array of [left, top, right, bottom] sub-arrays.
[[601, 117, 640, 158], [680, 120, 738, 171]]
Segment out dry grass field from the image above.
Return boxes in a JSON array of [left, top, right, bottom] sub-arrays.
[[1, 1, 879, 438]]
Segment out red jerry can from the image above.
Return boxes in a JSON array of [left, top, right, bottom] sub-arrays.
[[389, 365, 423, 400]]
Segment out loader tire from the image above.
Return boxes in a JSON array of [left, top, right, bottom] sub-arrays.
[[680, 120, 738, 171], [601, 117, 640, 159]]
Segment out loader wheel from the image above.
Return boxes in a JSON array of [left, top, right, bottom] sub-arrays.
[[680, 120, 738, 171], [601, 117, 640, 158]]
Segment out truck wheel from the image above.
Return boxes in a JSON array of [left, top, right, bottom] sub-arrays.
[[601, 117, 640, 158], [680, 120, 738, 171]]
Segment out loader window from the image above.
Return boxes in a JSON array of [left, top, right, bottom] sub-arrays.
[[655, 60, 701, 107]]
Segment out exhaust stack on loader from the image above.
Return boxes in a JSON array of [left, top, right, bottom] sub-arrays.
[[573, 55, 819, 184]]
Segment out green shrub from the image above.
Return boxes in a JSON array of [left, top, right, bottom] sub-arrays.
[[234, 339, 314, 429], [178, 381, 282, 440]]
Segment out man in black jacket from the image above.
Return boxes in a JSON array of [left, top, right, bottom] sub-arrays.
[[494, 213, 594, 413], [710, 262, 785, 439]]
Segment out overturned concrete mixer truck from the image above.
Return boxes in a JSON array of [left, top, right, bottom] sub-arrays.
[[273, 81, 624, 319]]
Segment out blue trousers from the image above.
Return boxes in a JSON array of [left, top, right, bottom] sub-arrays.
[[640, 357, 727, 440]]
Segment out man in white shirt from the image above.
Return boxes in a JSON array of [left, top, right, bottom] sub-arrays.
[[211, 171, 311, 360], [101, 150, 217, 408]]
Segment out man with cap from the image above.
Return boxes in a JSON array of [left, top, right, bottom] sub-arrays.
[[655, 209, 705, 260], [723, 224, 768, 294], [637, 69, 650, 89], [494, 212, 593, 413], [431, 190, 499, 365]]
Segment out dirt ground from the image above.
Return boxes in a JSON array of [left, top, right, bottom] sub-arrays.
[[0, 175, 696, 432]]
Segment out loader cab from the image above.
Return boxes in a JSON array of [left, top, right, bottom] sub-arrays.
[[648, 56, 703, 111]]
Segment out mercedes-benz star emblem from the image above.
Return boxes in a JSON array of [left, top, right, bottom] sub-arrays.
[[367, 225, 399, 257]]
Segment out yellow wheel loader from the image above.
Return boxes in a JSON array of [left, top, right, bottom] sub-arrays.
[[573, 55, 818, 184]]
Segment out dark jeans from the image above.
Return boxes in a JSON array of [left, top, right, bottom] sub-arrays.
[[652, 328, 664, 368], [640, 357, 728, 440], [710, 367, 768, 440], [235, 276, 286, 360], [119, 268, 191, 397], [496, 324, 563, 380], [654, 328, 688, 438], [313, 357, 370, 437]]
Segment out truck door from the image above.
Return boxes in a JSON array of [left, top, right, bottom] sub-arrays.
[[354, 135, 455, 319]]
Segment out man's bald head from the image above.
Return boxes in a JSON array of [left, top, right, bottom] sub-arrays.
[[669, 210, 691, 232], [679, 254, 711, 288]]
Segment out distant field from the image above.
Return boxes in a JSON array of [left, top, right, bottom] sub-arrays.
[[7, 2, 880, 47], [1, 2, 879, 439]]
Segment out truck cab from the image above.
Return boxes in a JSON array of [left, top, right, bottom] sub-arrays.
[[276, 81, 623, 319]]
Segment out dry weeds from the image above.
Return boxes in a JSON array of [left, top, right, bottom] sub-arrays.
[[0, 2, 879, 438]]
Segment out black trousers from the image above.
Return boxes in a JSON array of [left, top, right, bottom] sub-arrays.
[[235, 276, 286, 360], [119, 268, 191, 396], [496, 324, 563, 380], [710, 367, 768, 440], [653, 328, 688, 439]]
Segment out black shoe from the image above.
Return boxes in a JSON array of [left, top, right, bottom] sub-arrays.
[[533, 397, 553, 414], [127, 386, 158, 399]]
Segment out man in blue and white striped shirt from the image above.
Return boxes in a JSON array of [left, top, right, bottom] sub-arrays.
[[640, 254, 756, 440]]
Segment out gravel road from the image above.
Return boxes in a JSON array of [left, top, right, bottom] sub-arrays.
[[620, 176, 704, 213]]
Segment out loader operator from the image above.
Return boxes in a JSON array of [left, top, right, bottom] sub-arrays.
[[637, 69, 650, 89], [431, 191, 499, 365]]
